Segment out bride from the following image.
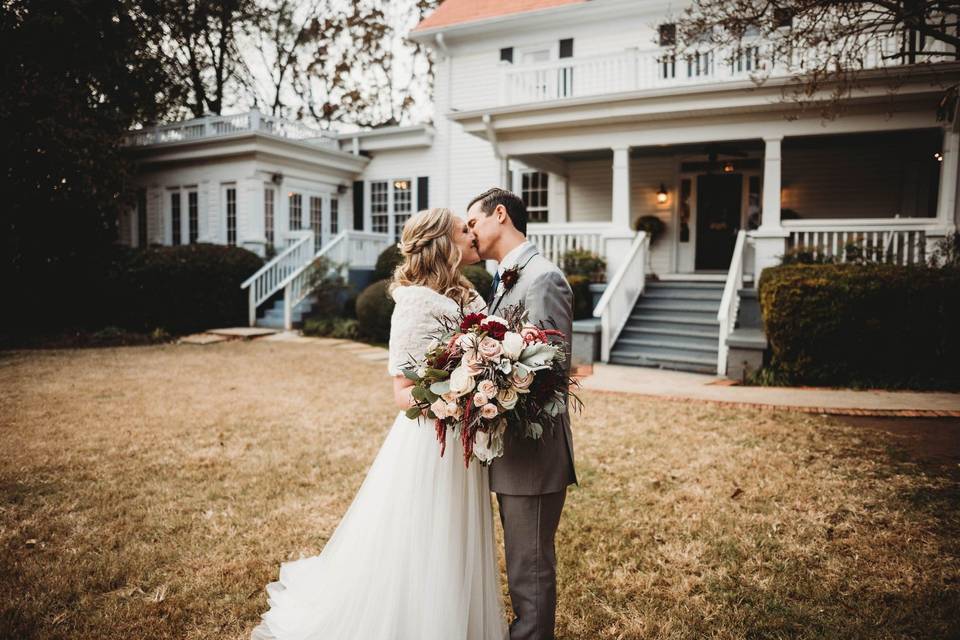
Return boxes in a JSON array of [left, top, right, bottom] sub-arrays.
[[250, 208, 508, 640]]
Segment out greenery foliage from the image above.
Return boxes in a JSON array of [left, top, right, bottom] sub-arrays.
[[302, 317, 360, 340], [304, 256, 351, 319], [567, 275, 594, 321], [634, 215, 666, 243], [758, 263, 960, 389], [562, 249, 607, 283], [461, 264, 493, 300], [372, 245, 403, 282], [121, 244, 263, 334], [355, 279, 395, 343], [929, 231, 960, 268]]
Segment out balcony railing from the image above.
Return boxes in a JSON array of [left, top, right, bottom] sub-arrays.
[[500, 33, 955, 105], [124, 109, 339, 148]]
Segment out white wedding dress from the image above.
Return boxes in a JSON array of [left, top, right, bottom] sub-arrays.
[[250, 284, 507, 640]]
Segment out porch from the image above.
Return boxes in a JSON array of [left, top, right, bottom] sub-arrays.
[[504, 124, 958, 375]]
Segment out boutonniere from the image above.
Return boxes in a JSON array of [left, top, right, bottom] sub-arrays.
[[496, 264, 522, 298]]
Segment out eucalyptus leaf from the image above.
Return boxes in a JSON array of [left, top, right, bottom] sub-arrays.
[[405, 407, 422, 420], [402, 368, 420, 381], [411, 386, 428, 402], [426, 368, 450, 380], [518, 344, 556, 370], [430, 380, 451, 396]]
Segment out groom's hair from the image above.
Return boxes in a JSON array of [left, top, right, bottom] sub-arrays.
[[467, 188, 528, 236]]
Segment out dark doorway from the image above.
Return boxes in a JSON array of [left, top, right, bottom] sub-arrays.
[[695, 173, 742, 270]]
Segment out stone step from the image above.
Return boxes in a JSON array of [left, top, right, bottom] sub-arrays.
[[622, 323, 720, 340], [629, 310, 719, 325], [618, 328, 719, 350], [634, 297, 721, 313], [642, 289, 723, 302], [609, 348, 717, 374], [614, 337, 717, 358]]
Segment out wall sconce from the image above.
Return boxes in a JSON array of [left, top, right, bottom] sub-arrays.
[[723, 162, 735, 173], [656, 183, 669, 204], [394, 180, 410, 190], [934, 152, 944, 162]]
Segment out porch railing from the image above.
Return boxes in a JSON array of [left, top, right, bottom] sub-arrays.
[[124, 109, 338, 148], [500, 32, 953, 105], [592, 231, 649, 362], [717, 230, 748, 376], [273, 230, 392, 330], [527, 223, 608, 266], [782, 219, 936, 265], [241, 231, 315, 327]]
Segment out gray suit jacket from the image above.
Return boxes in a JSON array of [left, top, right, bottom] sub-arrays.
[[488, 243, 578, 496]]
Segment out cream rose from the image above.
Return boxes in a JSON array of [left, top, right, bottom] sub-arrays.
[[449, 365, 476, 396], [480, 402, 499, 420], [497, 387, 519, 410], [520, 322, 544, 343], [430, 398, 448, 419], [511, 367, 534, 391], [476, 379, 498, 398], [457, 333, 479, 353], [473, 391, 488, 407], [477, 336, 503, 362], [501, 331, 525, 359], [445, 401, 462, 419]]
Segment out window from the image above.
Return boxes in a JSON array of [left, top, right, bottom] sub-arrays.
[[370, 181, 389, 234], [521, 171, 549, 223], [687, 50, 713, 77], [225, 187, 236, 246], [188, 190, 198, 243], [137, 188, 147, 247], [170, 191, 181, 246], [330, 197, 339, 235], [773, 7, 793, 27], [289, 192, 302, 230], [310, 196, 323, 248], [393, 179, 412, 241], [264, 187, 275, 248], [733, 46, 760, 73], [500, 47, 514, 63], [659, 23, 676, 47]]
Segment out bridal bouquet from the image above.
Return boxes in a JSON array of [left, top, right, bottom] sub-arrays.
[[401, 303, 580, 467]]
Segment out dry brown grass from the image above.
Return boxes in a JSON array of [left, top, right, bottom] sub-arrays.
[[1, 342, 957, 640]]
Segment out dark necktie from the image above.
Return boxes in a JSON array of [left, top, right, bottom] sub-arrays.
[[487, 270, 501, 308]]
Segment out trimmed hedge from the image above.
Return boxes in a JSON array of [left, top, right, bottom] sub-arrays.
[[356, 279, 395, 343], [121, 243, 263, 334], [567, 275, 593, 320], [372, 245, 403, 282], [758, 263, 960, 389], [462, 264, 493, 300]]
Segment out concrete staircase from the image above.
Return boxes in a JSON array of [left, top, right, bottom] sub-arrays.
[[255, 295, 317, 329], [609, 279, 723, 374]]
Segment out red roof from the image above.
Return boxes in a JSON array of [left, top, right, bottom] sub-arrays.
[[413, 0, 586, 32]]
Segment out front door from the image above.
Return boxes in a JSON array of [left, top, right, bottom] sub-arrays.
[[695, 173, 742, 270]]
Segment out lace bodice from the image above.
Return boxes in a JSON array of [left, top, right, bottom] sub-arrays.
[[387, 285, 486, 376]]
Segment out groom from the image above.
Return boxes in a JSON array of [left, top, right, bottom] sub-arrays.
[[466, 187, 578, 640]]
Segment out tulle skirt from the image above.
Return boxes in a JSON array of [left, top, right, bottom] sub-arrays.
[[250, 411, 508, 640]]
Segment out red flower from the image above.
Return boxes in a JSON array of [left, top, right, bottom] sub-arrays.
[[501, 265, 521, 291], [483, 321, 507, 340], [460, 312, 486, 331]]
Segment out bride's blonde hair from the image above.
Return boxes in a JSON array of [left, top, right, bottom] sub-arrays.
[[390, 207, 478, 307]]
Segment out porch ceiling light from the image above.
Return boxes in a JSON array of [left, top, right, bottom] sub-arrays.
[[723, 162, 735, 173], [656, 183, 669, 204], [934, 152, 943, 162]]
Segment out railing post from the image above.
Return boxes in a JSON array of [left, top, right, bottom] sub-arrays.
[[283, 282, 292, 331], [248, 286, 256, 327]]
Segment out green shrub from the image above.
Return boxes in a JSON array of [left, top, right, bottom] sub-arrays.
[[303, 317, 360, 340], [562, 249, 606, 283], [304, 255, 351, 318], [633, 215, 666, 243], [567, 275, 594, 320], [929, 231, 960, 268], [758, 263, 960, 389], [462, 264, 493, 300], [372, 245, 403, 282], [122, 243, 263, 334], [356, 279, 395, 343]]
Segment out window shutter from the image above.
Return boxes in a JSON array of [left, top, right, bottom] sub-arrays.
[[500, 47, 513, 63], [417, 177, 429, 210], [352, 181, 364, 231], [559, 38, 573, 58]]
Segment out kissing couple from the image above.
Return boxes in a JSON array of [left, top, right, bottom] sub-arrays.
[[251, 187, 578, 640]]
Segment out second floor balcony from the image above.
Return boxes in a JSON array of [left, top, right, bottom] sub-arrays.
[[499, 32, 956, 106]]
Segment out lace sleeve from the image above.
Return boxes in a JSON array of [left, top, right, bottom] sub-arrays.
[[387, 286, 446, 377]]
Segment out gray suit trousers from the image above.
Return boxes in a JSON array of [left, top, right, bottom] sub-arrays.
[[497, 489, 567, 640]]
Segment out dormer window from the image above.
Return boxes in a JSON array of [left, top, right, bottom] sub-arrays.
[[659, 23, 677, 47], [500, 47, 514, 63], [773, 7, 793, 28]]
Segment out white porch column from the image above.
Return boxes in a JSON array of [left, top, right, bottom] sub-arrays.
[[611, 146, 631, 230], [936, 127, 959, 229], [604, 145, 636, 278], [752, 135, 789, 278]]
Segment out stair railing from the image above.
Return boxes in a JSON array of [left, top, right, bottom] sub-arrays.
[[592, 231, 649, 362], [241, 231, 314, 326], [716, 230, 748, 375], [275, 230, 392, 329]]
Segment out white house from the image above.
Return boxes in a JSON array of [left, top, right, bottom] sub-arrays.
[[122, 0, 960, 376]]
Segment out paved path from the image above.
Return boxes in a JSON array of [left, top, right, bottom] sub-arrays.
[[579, 363, 960, 417]]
